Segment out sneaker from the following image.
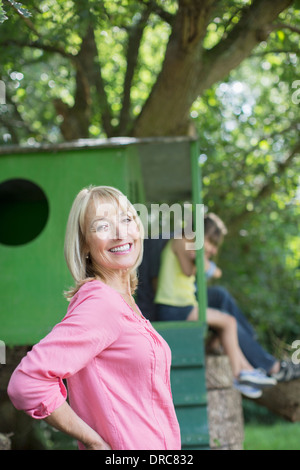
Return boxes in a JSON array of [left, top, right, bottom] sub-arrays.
[[272, 361, 300, 382], [233, 379, 263, 399], [238, 369, 277, 389]]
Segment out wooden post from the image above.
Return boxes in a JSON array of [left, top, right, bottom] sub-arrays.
[[206, 355, 244, 450]]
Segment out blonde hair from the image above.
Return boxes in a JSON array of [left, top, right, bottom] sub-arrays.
[[64, 185, 144, 300]]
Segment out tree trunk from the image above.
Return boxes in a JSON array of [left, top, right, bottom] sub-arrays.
[[256, 379, 300, 422], [54, 27, 94, 141], [132, 0, 293, 137]]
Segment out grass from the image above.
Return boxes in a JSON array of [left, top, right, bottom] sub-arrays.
[[244, 422, 300, 450], [243, 400, 300, 450]]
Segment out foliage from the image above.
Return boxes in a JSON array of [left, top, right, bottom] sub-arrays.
[[0, 0, 172, 141], [0, 0, 298, 142], [0, 2, 8, 23], [193, 42, 300, 348]]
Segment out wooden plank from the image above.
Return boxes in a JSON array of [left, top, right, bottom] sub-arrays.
[[176, 405, 210, 448], [171, 367, 207, 406], [154, 322, 210, 449], [153, 321, 206, 367]]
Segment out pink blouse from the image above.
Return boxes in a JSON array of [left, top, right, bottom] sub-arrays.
[[7, 280, 181, 450]]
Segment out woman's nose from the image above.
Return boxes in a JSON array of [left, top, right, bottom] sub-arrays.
[[113, 222, 127, 239]]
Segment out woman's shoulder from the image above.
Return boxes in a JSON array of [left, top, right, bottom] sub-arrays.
[[68, 279, 119, 313], [78, 278, 108, 294], [64, 280, 124, 333], [71, 278, 106, 297]]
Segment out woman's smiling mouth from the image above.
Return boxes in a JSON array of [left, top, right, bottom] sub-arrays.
[[109, 243, 132, 254]]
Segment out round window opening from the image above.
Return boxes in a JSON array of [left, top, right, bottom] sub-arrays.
[[0, 178, 49, 246]]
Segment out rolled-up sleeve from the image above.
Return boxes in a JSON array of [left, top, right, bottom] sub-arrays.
[[7, 282, 121, 419]]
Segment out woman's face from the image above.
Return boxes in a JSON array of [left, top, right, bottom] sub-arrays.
[[85, 197, 141, 272]]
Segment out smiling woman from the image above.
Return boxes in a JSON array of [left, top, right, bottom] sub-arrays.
[[7, 185, 181, 450], [64, 185, 144, 300]]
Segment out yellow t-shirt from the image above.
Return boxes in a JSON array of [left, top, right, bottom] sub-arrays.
[[154, 240, 197, 307]]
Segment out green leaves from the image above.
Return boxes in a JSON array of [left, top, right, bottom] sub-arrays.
[[0, 0, 7, 22], [192, 12, 300, 345], [6, 0, 31, 17], [1, 0, 31, 22]]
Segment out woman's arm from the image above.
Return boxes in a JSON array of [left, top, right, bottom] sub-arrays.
[[7, 284, 122, 429], [44, 401, 111, 450]]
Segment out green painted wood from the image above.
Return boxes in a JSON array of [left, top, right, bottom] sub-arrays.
[[190, 139, 207, 325], [154, 322, 210, 450], [176, 406, 210, 448], [171, 367, 207, 406], [153, 321, 205, 366], [0, 144, 143, 345]]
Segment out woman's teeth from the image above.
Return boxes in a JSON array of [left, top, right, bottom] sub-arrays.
[[109, 243, 131, 253]]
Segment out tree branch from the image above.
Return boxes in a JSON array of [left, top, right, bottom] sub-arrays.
[[118, 7, 151, 135], [255, 140, 300, 200], [4, 0, 36, 34], [137, 0, 174, 25], [198, 0, 294, 94], [133, 0, 293, 137], [178, 0, 217, 49], [0, 79, 38, 143], [252, 49, 300, 56], [81, 25, 114, 137], [132, 0, 218, 136], [0, 117, 19, 143], [2, 1, 77, 61], [272, 21, 300, 35], [0, 39, 74, 59], [214, 121, 300, 205], [228, 140, 300, 232]]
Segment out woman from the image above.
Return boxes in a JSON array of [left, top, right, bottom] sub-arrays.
[[154, 234, 276, 399], [8, 186, 181, 450]]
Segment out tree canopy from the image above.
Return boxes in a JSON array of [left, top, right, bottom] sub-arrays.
[[1, 0, 299, 141], [0, 0, 299, 347]]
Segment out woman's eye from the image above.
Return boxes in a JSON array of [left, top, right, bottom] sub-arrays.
[[96, 223, 109, 232], [122, 217, 132, 224]]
